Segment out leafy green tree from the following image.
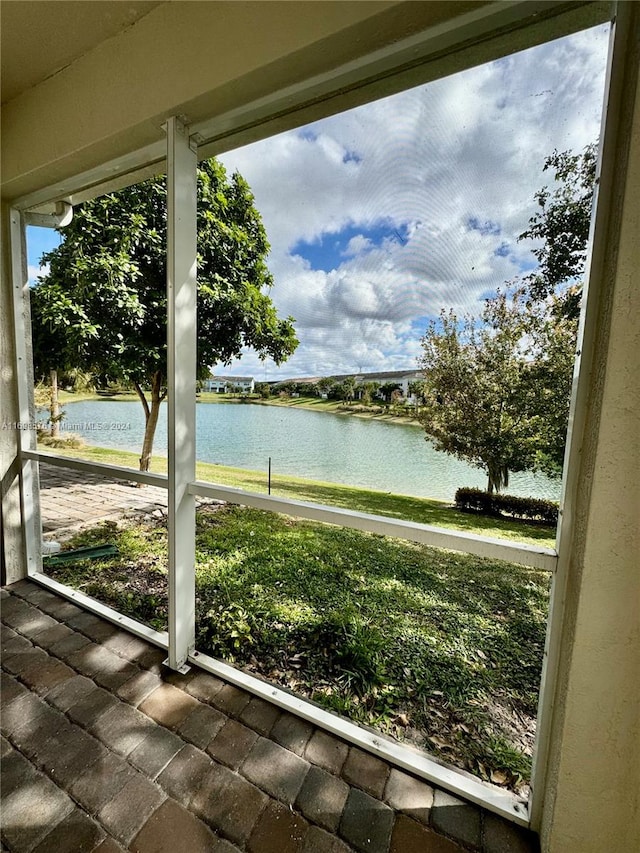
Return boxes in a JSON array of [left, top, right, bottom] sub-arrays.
[[32, 158, 298, 470], [341, 377, 357, 402], [359, 381, 380, 405], [418, 288, 574, 493], [408, 380, 427, 404], [379, 382, 402, 403], [254, 382, 271, 399], [418, 145, 594, 492], [316, 377, 336, 396], [519, 143, 597, 319]]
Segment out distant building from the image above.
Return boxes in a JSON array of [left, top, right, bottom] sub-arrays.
[[203, 375, 255, 394], [272, 370, 423, 399]]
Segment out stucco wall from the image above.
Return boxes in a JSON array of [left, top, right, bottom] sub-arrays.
[[539, 10, 640, 850]]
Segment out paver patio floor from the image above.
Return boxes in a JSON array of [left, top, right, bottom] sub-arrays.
[[38, 462, 222, 542], [1, 581, 539, 853]]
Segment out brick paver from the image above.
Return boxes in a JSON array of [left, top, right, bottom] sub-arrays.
[[97, 772, 166, 845], [383, 767, 433, 825], [296, 765, 350, 832], [241, 736, 310, 804], [305, 729, 350, 775], [31, 809, 105, 853], [342, 748, 390, 799], [207, 717, 259, 769], [1, 746, 75, 852], [271, 711, 315, 755], [196, 769, 269, 845], [130, 799, 219, 853], [483, 813, 540, 853], [240, 695, 281, 735], [390, 815, 464, 853], [431, 789, 482, 850], [138, 682, 200, 728], [89, 701, 157, 757], [177, 700, 227, 748], [247, 799, 309, 853], [69, 751, 139, 814], [1, 581, 537, 853], [339, 788, 395, 853], [156, 744, 213, 807]]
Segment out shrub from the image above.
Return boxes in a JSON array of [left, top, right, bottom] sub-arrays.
[[454, 487, 558, 524]]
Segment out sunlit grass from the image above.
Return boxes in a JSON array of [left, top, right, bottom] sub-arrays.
[[50, 505, 550, 792]]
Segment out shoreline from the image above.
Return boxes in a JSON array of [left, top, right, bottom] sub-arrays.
[[58, 390, 423, 428]]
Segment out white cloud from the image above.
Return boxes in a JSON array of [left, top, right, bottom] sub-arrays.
[[216, 24, 610, 379], [28, 263, 49, 285]]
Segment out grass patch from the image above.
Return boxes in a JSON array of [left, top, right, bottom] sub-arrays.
[[48, 505, 550, 793], [40, 442, 555, 547]]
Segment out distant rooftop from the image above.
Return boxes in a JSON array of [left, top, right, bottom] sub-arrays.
[[271, 369, 423, 385], [207, 374, 254, 382]]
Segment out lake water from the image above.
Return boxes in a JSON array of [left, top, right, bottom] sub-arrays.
[[58, 400, 561, 502]]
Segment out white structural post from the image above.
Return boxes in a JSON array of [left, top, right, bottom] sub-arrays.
[[9, 209, 41, 577], [165, 117, 198, 672]]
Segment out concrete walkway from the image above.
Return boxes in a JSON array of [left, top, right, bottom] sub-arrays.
[[1, 581, 538, 853]]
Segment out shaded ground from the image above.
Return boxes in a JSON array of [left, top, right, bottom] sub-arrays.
[[0, 581, 534, 852], [44, 506, 550, 796]]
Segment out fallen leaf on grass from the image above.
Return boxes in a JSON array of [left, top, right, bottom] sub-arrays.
[[428, 735, 453, 750], [490, 770, 509, 785]]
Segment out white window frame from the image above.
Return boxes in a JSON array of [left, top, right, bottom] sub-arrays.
[[9, 0, 629, 829]]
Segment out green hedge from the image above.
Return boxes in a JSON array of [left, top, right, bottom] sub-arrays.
[[454, 487, 558, 525]]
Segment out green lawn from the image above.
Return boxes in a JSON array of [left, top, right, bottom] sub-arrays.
[[49, 505, 550, 793], [39, 435, 553, 791], [39, 441, 556, 547]]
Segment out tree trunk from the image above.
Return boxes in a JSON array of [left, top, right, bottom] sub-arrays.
[[487, 461, 509, 494], [50, 368, 60, 438], [135, 373, 164, 473]]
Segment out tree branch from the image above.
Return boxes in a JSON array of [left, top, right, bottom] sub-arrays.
[[133, 381, 150, 420]]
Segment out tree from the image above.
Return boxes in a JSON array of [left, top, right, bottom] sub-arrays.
[[316, 377, 336, 396], [32, 158, 298, 470], [418, 288, 574, 493], [379, 382, 402, 403], [341, 377, 357, 402], [254, 382, 271, 399], [31, 287, 89, 438], [417, 145, 594, 492], [408, 380, 427, 404], [519, 143, 597, 319], [359, 381, 380, 405]]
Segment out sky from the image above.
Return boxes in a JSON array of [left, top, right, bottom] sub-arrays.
[[27, 23, 610, 382]]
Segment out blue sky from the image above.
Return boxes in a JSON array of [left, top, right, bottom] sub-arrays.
[[28, 24, 610, 381], [26, 226, 60, 281]]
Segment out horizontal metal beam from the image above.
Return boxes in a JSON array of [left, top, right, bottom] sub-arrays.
[[23, 449, 168, 488], [194, 1, 609, 160], [30, 572, 169, 649], [190, 648, 529, 826], [24, 202, 73, 229], [24, 451, 556, 569], [189, 480, 558, 571]]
